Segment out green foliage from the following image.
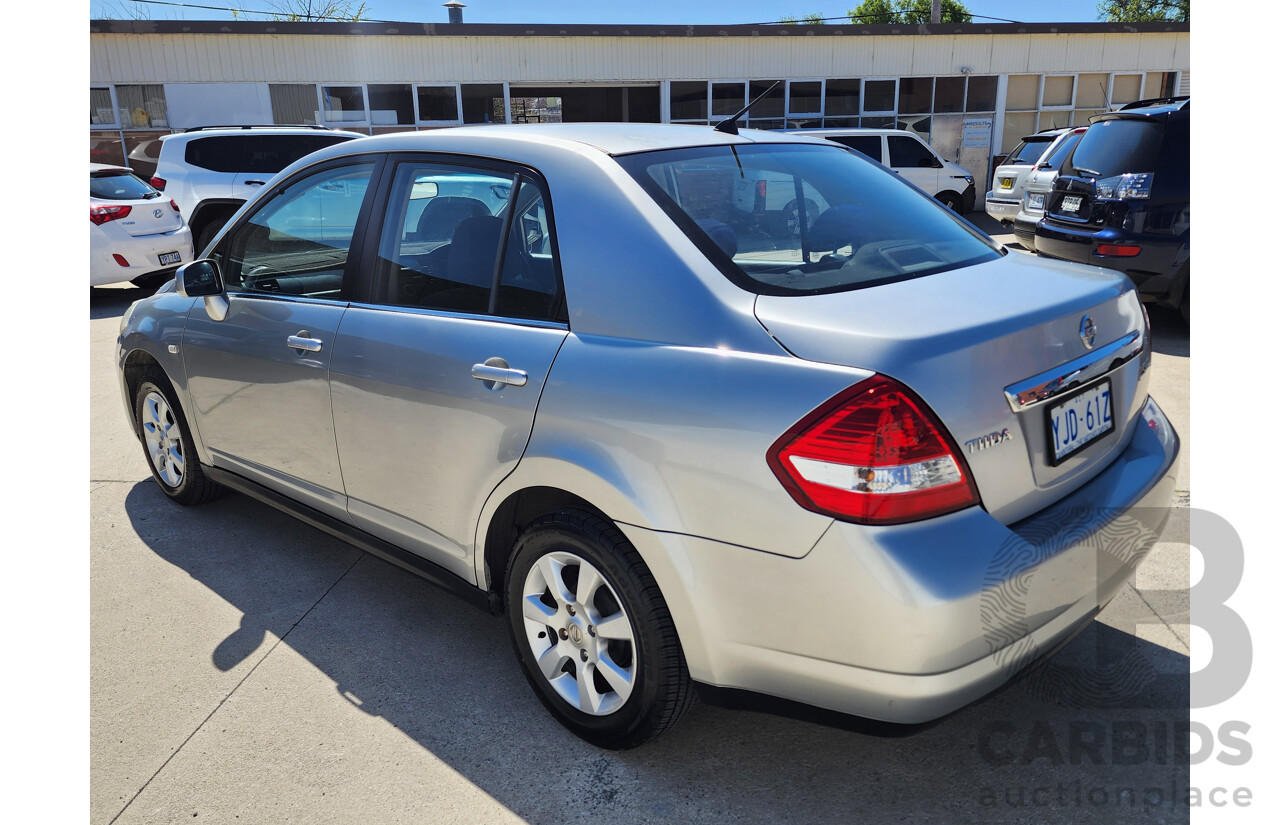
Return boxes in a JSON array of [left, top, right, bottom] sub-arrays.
[[1096, 0, 1189, 22], [848, 0, 973, 24], [780, 13, 829, 25], [265, 1, 371, 22]]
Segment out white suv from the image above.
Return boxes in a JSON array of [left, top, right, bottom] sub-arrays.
[[149, 126, 365, 250], [790, 128, 976, 212], [985, 128, 1069, 225]]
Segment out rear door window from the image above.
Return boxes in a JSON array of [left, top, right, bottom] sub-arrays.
[[1065, 118, 1163, 177], [242, 135, 358, 174], [184, 136, 246, 172], [1004, 136, 1054, 166]]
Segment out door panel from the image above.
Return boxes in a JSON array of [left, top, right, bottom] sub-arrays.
[[184, 298, 350, 517], [330, 310, 567, 580]]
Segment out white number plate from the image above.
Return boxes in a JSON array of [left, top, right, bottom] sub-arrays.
[[1047, 379, 1113, 464], [1026, 192, 1045, 211], [1061, 195, 1082, 214], [158, 251, 182, 265]]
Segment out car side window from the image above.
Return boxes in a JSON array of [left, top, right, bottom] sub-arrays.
[[887, 136, 936, 168], [222, 162, 374, 298], [832, 135, 882, 163], [374, 162, 518, 315], [495, 178, 563, 322]]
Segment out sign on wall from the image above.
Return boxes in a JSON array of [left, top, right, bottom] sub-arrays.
[[962, 117, 993, 148]]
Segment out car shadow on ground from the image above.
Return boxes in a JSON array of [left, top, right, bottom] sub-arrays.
[[121, 480, 1192, 824]]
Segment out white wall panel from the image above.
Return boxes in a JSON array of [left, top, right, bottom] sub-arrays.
[[90, 32, 1190, 86], [164, 83, 272, 127]]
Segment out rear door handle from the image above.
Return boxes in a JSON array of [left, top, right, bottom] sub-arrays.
[[471, 363, 528, 388], [287, 332, 323, 353], [245, 180, 267, 186]]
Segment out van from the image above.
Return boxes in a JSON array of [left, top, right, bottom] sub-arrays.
[[789, 128, 976, 212]]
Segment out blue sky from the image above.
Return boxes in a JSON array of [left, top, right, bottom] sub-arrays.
[[91, 1, 1110, 25]]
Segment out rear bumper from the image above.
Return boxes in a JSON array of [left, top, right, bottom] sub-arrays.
[[627, 396, 1179, 724], [1013, 214, 1039, 250], [1034, 222, 1184, 296], [90, 224, 193, 287], [984, 197, 1020, 223]]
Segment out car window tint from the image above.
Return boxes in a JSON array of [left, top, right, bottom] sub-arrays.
[[1066, 118, 1163, 178], [887, 136, 935, 168], [830, 135, 881, 163], [374, 162, 514, 314], [495, 177, 562, 321], [222, 163, 374, 298], [91, 171, 157, 200], [242, 134, 357, 174], [1005, 137, 1054, 166], [1040, 131, 1085, 171], [619, 143, 998, 296], [184, 136, 246, 172]]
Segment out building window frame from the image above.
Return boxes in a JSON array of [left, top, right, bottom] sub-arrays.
[[90, 86, 121, 128], [785, 78, 825, 119], [860, 77, 899, 117], [413, 83, 464, 126], [319, 83, 371, 128]]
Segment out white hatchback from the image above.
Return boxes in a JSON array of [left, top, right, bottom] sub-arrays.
[[91, 164, 192, 287]]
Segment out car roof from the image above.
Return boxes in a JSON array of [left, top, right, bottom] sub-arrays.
[[158, 126, 367, 142], [1092, 97, 1189, 123], [347, 122, 829, 157], [787, 127, 919, 138]]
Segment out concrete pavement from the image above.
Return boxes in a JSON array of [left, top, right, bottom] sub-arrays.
[[90, 226, 1191, 824]]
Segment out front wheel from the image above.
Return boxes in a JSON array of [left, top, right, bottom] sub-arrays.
[[936, 191, 963, 212], [504, 510, 694, 749], [782, 198, 820, 236], [134, 376, 223, 505]]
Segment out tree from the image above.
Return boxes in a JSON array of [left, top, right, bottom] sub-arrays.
[[1096, 1, 1189, 22], [262, 1, 371, 21], [780, 13, 829, 25], [848, 0, 973, 25]]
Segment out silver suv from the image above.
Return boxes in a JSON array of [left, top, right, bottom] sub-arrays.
[[149, 125, 364, 250]]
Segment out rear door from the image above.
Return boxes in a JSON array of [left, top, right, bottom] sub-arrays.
[[827, 134, 884, 164], [183, 158, 379, 520], [330, 157, 568, 582]]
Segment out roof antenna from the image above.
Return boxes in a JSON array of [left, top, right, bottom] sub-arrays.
[[714, 81, 781, 135]]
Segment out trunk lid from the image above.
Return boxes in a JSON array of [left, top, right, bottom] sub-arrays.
[[113, 197, 184, 237], [754, 252, 1148, 524]]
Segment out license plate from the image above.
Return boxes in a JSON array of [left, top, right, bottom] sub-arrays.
[[1000, 177, 1014, 189], [1026, 192, 1045, 211], [158, 251, 182, 265], [1046, 379, 1113, 465], [1061, 195, 1083, 214]]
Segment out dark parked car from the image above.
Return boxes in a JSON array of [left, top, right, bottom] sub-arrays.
[[1035, 97, 1189, 321]]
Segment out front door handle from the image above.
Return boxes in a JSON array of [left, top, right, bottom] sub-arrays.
[[245, 180, 267, 186], [471, 361, 528, 388], [287, 332, 323, 353]]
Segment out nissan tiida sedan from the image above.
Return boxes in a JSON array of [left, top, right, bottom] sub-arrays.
[[117, 124, 1179, 749]]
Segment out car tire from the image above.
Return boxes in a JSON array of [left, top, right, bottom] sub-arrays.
[[504, 509, 695, 749], [782, 198, 820, 236], [134, 375, 224, 506], [936, 191, 963, 212], [195, 211, 232, 254]]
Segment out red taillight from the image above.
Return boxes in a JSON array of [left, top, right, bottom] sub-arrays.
[[150, 176, 166, 191], [1096, 244, 1141, 257], [112, 254, 130, 267], [170, 198, 180, 213], [767, 375, 981, 525], [90, 204, 132, 226]]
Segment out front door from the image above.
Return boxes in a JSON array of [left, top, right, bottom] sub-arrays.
[[184, 160, 377, 519], [330, 160, 569, 581]]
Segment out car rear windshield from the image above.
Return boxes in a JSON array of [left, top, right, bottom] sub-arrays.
[[617, 143, 999, 296], [185, 134, 357, 173], [1039, 131, 1085, 171], [90, 170, 157, 201], [1065, 118, 1163, 178], [1004, 136, 1055, 166]]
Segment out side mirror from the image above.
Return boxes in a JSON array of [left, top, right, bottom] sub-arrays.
[[176, 259, 229, 322], [927, 156, 944, 168]]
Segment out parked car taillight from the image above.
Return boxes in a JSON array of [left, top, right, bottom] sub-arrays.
[[150, 176, 167, 191], [90, 204, 132, 226], [170, 198, 180, 212], [767, 375, 981, 525], [1095, 172, 1152, 199]]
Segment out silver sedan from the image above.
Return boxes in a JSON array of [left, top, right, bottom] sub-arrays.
[[117, 124, 1179, 749]]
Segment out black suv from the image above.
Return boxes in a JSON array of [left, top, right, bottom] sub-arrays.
[[1035, 97, 1190, 321]]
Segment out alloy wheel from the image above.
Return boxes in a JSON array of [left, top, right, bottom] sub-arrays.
[[141, 390, 184, 488]]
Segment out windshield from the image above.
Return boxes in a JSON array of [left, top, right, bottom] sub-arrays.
[[617, 143, 999, 296], [1065, 118, 1163, 177], [90, 170, 159, 201], [1004, 136, 1055, 166]]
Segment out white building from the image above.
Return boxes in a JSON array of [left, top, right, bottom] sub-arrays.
[[89, 18, 1189, 197]]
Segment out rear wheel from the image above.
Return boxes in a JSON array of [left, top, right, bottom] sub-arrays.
[[504, 510, 694, 749], [195, 209, 234, 253], [783, 198, 820, 236], [134, 375, 223, 505]]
